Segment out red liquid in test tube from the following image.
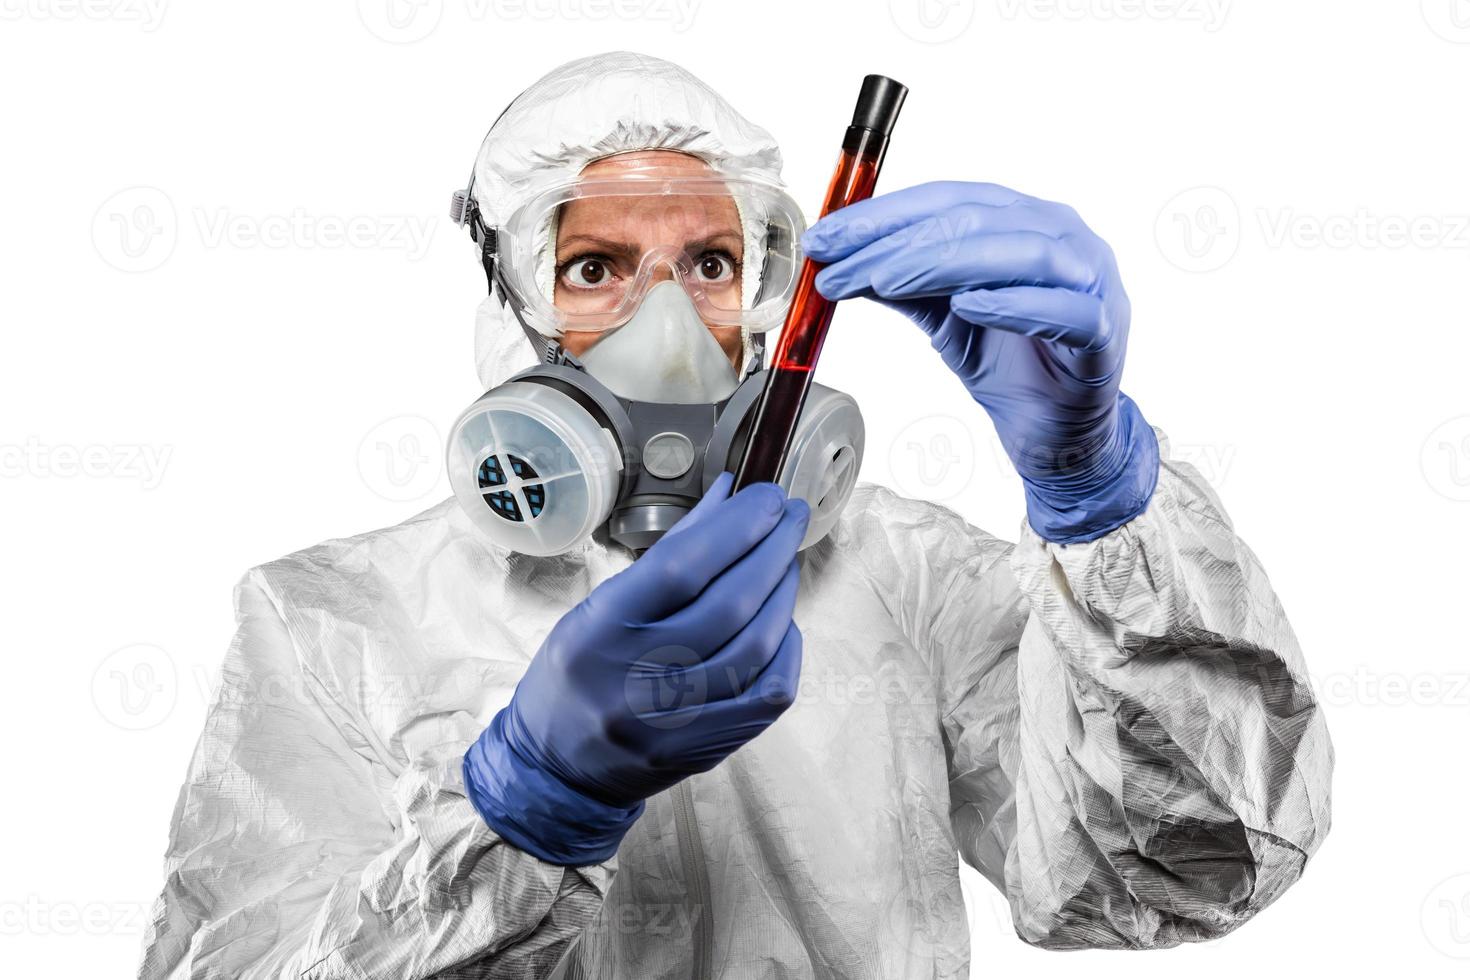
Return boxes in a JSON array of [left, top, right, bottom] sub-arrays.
[[733, 75, 907, 490]]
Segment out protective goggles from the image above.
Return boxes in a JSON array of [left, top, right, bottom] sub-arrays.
[[492, 173, 806, 337]]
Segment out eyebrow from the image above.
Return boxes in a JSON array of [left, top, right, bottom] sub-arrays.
[[554, 234, 643, 261], [555, 231, 745, 260], [685, 232, 744, 257]]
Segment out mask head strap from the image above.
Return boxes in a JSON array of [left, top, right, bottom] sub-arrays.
[[452, 182, 575, 368]]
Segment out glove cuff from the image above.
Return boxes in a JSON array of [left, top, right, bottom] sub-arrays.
[[463, 707, 644, 867], [1021, 394, 1160, 544]]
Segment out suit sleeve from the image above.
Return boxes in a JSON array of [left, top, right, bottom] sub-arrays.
[[138, 572, 608, 979], [879, 432, 1333, 949]]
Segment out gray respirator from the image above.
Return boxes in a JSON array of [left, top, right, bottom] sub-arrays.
[[446, 357, 863, 555]]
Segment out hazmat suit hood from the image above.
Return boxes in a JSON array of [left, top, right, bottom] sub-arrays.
[[467, 51, 786, 390]]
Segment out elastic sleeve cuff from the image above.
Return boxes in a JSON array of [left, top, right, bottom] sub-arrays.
[[462, 709, 644, 867]]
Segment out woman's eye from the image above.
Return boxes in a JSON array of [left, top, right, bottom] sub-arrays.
[[695, 252, 735, 283], [562, 257, 614, 288]]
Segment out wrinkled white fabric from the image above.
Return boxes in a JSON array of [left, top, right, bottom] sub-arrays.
[[139, 439, 1331, 978], [140, 51, 1332, 979], [469, 52, 781, 229], [474, 292, 538, 390]]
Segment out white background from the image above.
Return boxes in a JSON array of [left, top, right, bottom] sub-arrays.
[[3, 1, 1469, 976]]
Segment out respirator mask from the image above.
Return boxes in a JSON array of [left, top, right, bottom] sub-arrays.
[[445, 162, 864, 555]]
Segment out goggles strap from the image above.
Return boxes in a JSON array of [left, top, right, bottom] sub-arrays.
[[453, 188, 571, 367]]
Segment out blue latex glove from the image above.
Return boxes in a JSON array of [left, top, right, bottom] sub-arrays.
[[464, 473, 809, 866], [802, 181, 1159, 543]]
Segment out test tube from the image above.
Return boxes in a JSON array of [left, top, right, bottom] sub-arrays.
[[733, 74, 907, 490]]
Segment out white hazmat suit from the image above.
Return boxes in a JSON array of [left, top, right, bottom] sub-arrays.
[[139, 52, 1333, 980]]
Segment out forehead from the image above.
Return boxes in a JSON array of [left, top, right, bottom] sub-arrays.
[[558, 151, 742, 243], [580, 149, 717, 180]]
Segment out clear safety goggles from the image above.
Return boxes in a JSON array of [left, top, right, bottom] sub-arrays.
[[494, 173, 806, 337]]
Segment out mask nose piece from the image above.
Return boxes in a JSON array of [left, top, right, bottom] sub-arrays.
[[645, 253, 681, 286], [577, 280, 739, 403]]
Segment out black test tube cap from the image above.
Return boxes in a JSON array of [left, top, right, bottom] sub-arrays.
[[850, 75, 908, 137]]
